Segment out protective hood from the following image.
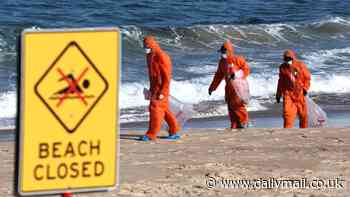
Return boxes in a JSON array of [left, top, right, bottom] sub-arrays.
[[283, 49, 297, 60], [143, 36, 161, 52], [222, 40, 235, 57]]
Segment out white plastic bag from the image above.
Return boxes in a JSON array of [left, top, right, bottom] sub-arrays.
[[169, 96, 195, 129], [306, 96, 328, 128], [143, 88, 194, 128], [231, 78, 250, 104]]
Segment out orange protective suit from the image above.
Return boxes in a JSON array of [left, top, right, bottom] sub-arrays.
[[276, 50, 311, 128], [209, 41, 250, 128], [143, 36, 179, 140]]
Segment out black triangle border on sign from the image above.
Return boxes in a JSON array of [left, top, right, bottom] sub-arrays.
[[34, 41, 109, 133]]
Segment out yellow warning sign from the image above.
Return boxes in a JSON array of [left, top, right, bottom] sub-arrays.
[[18, 28, 120, 196]]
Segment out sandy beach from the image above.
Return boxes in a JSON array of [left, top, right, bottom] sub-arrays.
[[0, 128, 349, 196]]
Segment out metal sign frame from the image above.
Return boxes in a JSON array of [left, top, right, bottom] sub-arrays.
[[16, 27, 121, 196]]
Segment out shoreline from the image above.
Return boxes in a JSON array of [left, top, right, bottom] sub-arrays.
[[120, 109, 350, 132], [1, 109, 349, 136]]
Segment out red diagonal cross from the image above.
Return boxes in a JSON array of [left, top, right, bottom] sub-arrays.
[[56, 67, 89, 108]]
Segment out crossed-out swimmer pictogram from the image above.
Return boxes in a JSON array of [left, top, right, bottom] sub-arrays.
[[56, 67, 89, 108], [34, 41, 109, 133]]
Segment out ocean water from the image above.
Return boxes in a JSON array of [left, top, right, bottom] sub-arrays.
[[0, 1, 350, 127]]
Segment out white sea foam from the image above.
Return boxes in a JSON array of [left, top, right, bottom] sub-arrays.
[[0, 91, 16, 119], [311, 16, 350, 27], [119, 72, 350, 109], [310, 75, 350, 93], [302, 47, 350, 70], [120, 16, 350, 49], [0, 73, 346, 126], [0, 73, 349, 122]]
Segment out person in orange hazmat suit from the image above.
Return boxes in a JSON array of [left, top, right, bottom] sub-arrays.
[[208, 40, 250, 129], [276, 50, 311, 128], [141, 36, 180, 141]]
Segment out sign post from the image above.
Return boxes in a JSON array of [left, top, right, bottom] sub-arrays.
[[17, 28, 120, 196], [63, 192, 73, 197]]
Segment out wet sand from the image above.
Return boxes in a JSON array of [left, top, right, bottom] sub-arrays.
[[1, 128, 350, 196]]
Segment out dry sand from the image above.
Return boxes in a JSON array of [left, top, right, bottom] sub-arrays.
[[1, 128, 350, 196]]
